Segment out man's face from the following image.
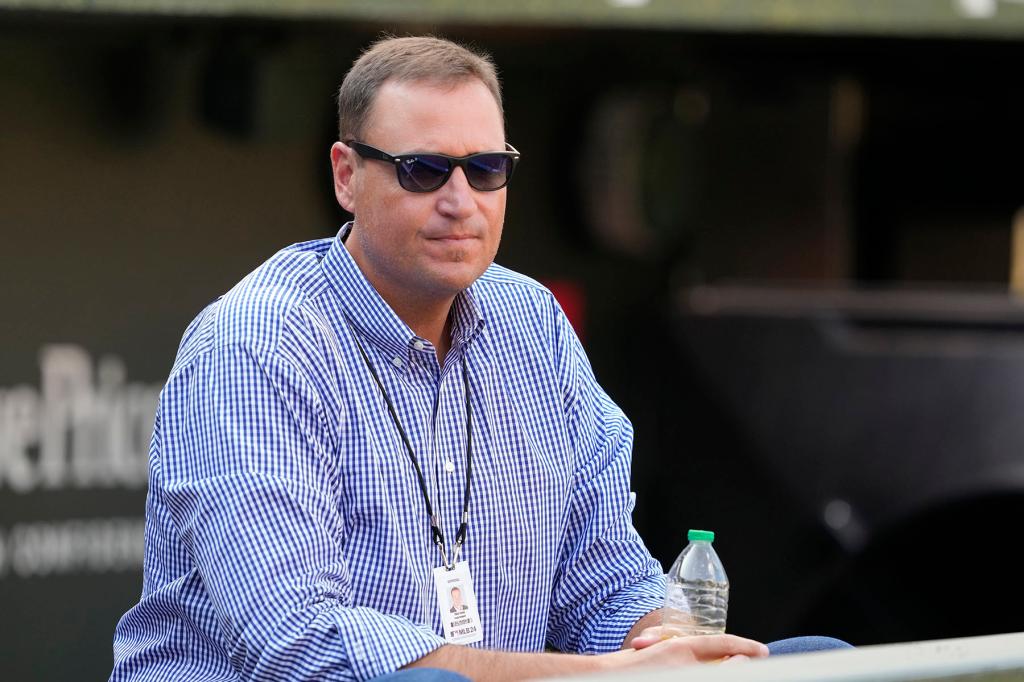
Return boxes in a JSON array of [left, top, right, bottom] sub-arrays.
[[331, 78, 507, 308], [451, 587, 463, 608]]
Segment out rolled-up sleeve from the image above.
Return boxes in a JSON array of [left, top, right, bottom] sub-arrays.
[[155, 343, 444, 680], [545, 304, 666, 654]]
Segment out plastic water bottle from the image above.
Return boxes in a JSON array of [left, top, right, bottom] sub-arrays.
[[663, 529, 730, 636]]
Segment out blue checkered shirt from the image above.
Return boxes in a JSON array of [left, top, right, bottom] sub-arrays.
[[112, 226, 665, 681]]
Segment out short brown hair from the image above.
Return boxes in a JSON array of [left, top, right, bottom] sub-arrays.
[[336, 35, 503, 142]]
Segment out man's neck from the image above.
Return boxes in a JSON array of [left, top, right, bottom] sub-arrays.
[[341, 227, 457, 363]]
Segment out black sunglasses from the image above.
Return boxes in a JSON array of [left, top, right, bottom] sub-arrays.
[[345, 140, 520, 193]]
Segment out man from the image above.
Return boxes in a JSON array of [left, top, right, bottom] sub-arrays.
[[111, 36, 769, 681], [450, 588, 467, 614]]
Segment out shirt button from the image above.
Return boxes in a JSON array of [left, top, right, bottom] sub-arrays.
[[413, 340, 425, 351], [391, 356, 403, 367]]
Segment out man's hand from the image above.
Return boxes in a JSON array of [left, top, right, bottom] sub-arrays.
[[629, 625, 713, 650], [604, 632, 770, 670]]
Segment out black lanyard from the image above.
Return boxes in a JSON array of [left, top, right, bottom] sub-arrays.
[[348, 324, 473, 569]]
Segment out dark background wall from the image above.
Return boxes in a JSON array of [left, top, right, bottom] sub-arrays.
[[1, 10, 1022, 680]]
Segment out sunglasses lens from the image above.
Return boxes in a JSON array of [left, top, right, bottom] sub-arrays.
[[467, 154, 514, 191], [392, 151, 516, 192], [398, 155, 451, 192]]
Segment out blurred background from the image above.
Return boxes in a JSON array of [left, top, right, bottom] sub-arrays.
[[2, 0, 1023, 679]]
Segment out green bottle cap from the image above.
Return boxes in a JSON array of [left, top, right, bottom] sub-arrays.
[[688, 529, 715, 543]]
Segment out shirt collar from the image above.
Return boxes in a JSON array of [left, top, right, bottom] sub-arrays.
[[451, 283, 485, 350], [321, 222, 486, 359]]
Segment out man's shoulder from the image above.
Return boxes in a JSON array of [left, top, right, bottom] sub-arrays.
[[172, 238, 334, 369], [470, 263, 576, 350]]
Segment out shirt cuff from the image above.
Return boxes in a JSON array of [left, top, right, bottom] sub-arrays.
[[332, 607, 447, 679], [577, 574, 666, 654]]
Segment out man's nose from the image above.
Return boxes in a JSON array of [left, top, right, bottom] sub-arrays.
[[436, 166, 475, 218]]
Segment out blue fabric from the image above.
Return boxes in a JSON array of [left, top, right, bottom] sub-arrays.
[[370, 669, 471, 682], [111, 224, 664, 681], [767, 636, 854, 655]]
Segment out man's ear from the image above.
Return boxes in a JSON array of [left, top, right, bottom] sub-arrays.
[[330, 141, 357, 213]]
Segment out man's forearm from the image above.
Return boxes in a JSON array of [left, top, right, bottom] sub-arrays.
[[623, 609, 664, 649], [406, 628, 772, 679], [406, 644, 609, 681], [405, 608, 667, 680]]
